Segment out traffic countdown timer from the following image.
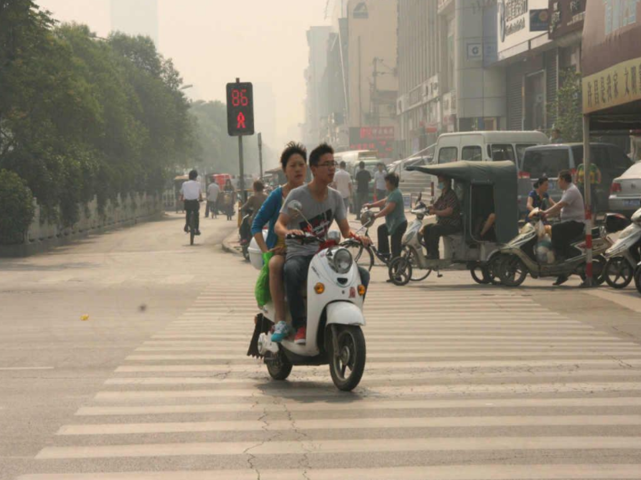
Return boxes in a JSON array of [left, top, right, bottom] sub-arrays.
[[226, 82, 255, 136]]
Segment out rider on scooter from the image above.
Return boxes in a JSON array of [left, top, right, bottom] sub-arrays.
[[274, 143, 371, 345], [542, 169, 586, 286]]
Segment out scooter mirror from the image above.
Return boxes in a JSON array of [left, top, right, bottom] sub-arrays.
[[327, 230, 341, 242]]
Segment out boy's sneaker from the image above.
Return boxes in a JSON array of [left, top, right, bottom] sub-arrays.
[[271, 321, 291, 343], [294, 327, 307, 345]]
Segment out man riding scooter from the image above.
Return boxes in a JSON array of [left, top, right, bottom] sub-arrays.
[[420, 175, 461, 259], [541, 169, 586, 286], [274, 143, 371, 345]]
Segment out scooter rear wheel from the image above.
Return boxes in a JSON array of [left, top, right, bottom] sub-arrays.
[[265, 350, 293, 381], [329, 325, 366, 392], [635, 266, 641, 295], [605, 257, 633, 289]]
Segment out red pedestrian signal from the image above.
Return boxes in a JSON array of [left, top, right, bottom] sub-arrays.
[[226, 82, 254, 136]]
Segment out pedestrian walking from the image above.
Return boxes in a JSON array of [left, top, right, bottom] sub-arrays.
[[374, 162, 387, 202], [332, 161, 353, 214], [355, 161, 372, 214]]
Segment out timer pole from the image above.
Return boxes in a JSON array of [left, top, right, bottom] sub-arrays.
[[238, 136, 246, 204]]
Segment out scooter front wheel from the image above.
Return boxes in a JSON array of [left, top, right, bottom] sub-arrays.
[[328, 325, 366, 392], [265, 349, 293, 381]]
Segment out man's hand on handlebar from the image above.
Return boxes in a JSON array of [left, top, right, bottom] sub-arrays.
[[286, 229, 305, 237], [350, 232, 372, 247]]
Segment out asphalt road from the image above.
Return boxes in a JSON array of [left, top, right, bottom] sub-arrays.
[[1, 212, 641, 479]]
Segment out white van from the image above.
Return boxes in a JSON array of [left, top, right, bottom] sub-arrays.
[[435, 131, 549, 165], [334, 150, 378, 176], [420, 131, 549, 202]]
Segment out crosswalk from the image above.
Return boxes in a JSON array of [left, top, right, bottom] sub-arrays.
[[18, 259, 641, 479]]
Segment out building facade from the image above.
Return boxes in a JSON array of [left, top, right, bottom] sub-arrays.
[[110, 0, 159, 45], [397, 0, 506, 157]]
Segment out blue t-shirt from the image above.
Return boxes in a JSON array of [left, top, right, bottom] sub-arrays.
[[529, 190, 550, 210], [385, 189, 407, 235], [251, 187, 284, 250]]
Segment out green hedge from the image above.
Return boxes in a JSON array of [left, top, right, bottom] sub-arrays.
[[0, 170, 35, 245]]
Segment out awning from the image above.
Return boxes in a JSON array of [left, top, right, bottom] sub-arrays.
[[582, 1, 641, 130]]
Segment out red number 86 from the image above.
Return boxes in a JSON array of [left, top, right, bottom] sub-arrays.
[[232, 89, 249, 107]]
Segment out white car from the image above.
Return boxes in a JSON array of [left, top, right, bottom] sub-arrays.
[[609, 161, 641, 217]]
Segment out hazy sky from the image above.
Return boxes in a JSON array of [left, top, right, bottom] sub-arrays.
[[36, 0, 329, 148]]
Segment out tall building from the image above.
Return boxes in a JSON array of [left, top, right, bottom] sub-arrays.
[[110, 0, 159, 45], [346, 0, 398, 157], [397, 0, 505, 156], [302, 26, 331, 147]]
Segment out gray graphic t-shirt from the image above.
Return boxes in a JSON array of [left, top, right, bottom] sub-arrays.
[[280, 185, 346, 259]]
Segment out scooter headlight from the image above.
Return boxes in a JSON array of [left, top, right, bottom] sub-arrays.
[[332, 248, 353, 274]]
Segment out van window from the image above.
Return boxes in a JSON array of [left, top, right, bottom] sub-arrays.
[[521, 149, 571, 178], [461, 146, 482, 161], [438, 147, 457, 164], [516, 144, 536, 162], [490, 144, 515, 162]]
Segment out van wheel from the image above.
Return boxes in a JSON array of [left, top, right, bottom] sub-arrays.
[[499, 255, 528, 287], [265, 350, 292, 381], [328, 326, 366, 392]]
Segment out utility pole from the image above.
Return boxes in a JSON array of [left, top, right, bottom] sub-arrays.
[[372, 57, 379, 126], [258, 133, 263, 179]]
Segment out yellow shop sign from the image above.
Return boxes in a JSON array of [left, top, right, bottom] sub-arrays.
[[583, 56, 641, 114]]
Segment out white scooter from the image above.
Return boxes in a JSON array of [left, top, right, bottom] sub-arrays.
[[604, 209, 641, 289], [247, 201, 368, 392]]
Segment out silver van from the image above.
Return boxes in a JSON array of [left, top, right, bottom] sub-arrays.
[[518, 143, 633, 217]]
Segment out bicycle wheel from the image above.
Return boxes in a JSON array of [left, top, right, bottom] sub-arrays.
[[189, 211, 196, 245], [344, 240, 374, 272], [403, 247, 431, 281]]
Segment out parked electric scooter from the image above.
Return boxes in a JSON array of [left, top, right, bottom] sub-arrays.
[[247, 200, 368, 392], [603, 210, 640, 289], [497, 209, 610, 286], [239, 208, 254, 261]]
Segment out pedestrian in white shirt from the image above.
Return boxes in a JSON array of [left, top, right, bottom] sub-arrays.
[[374, 163, 387, 202], [205, 181, 220, 218], [332, 161, 353, 213], [180, 170, 203, 235]]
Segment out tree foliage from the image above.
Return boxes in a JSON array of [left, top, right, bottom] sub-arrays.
[[0, 169, 35, 244], [0, 1, 195, 229], [547, 69, 583, 143]]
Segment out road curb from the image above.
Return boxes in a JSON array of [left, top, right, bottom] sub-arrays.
[[222, 232, 243, 257]]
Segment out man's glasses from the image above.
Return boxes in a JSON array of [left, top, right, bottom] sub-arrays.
[[318, 161, 338, 168]]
